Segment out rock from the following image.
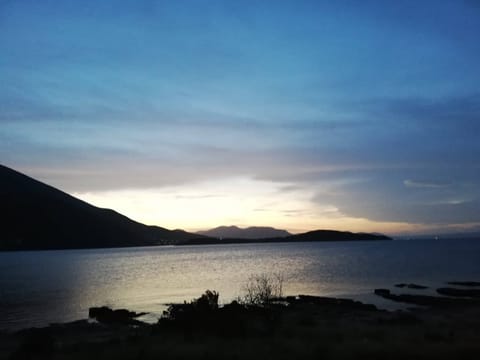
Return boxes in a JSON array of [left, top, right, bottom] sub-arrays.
[[436, 287, 480, 298], [408, 284, 428, 290], [374, 289, 391, 296], [88, 306, 147, 325], [447, 281, 480, 287], [374, 290, 480, 307], [292, 295, 377, 311], [395, 283, 428, 289]]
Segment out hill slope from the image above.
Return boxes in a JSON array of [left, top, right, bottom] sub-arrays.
[[197, 225, 291, 239], [0, 164, 201, 250]]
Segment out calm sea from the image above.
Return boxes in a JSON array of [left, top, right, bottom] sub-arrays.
[[1, 239, 479, 331]]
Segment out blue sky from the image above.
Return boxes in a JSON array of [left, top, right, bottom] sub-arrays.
[[1, 0, 480, 234]]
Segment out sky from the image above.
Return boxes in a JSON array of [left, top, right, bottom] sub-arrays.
[[1, 0, 480, 235]]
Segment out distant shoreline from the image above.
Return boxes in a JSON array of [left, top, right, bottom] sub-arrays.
[[0, 235, 391, 252], [177, 236, 391, 246], [177, 230, 391, 246]]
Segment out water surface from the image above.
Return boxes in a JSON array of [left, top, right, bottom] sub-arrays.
[[1, 239, 479, 331]]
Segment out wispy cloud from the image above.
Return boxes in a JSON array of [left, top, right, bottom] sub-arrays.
[[403, 179, 451, 189]]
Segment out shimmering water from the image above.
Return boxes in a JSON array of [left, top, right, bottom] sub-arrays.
[[1, 239, 479, 331]]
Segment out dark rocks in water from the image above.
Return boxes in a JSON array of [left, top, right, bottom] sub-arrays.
[[395, 283, 428, 289], [436, 287, 480, 298], [374, 289, 480, 307], [447, 281, 480, 287], [89, 306, 147, 325], [288, 295, 378, 312], [374, 289, 391, 296], [374, 290, 442, 306], [409, 284, 428, 290]]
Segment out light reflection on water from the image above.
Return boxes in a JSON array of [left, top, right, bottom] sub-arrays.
[[0, 239, 479, 330]]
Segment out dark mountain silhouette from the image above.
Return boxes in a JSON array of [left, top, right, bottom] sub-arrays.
[[197, 225, 291, 239], [180, 229, 391, 245], [0, 164, 203, 251]]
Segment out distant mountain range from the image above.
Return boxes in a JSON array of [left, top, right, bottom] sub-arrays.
[[0, 164, 202, 250], [0, 164, 391, 251], [197, 225, 291, 239]]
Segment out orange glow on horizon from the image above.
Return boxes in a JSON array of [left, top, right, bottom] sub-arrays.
[[71, 177, 452, 236]]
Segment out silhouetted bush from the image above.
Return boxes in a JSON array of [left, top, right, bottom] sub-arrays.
[[195, 289, 219, 311], [159, 289, 281, 337], [240, 273, 284, 305], [162, 290, 219, 323]]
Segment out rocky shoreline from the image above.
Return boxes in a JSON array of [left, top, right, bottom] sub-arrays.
[[2, 282, 480, 359], [374, 281, 480, 307]]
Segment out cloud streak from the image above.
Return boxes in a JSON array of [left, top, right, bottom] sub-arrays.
[[403, 180, 451, 189]]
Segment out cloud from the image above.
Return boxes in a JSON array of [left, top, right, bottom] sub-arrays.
[[174, 194, 224, 200], [360, 94, 480, 134], [403, 179, 451, 189], [312, 169, 480, 225]]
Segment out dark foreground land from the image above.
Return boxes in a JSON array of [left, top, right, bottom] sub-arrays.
[[2, 284, 480, 360]]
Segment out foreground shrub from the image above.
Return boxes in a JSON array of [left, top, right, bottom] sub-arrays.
[[159, 289, 280, 338], [195, 289, 219, 311], [162, 290, 219, 323], [240, 272, 284, 306]]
